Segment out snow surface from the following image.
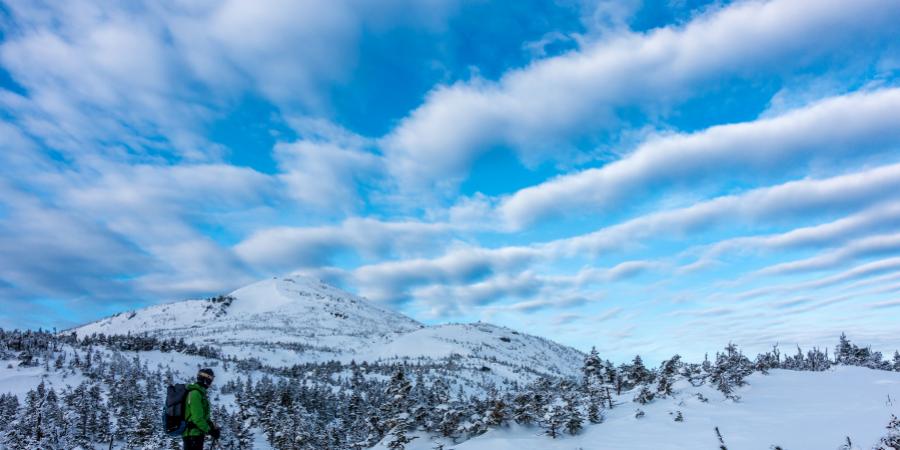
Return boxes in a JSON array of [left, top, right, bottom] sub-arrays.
[[71, 276, 584, 380], [0, 359, 87, 399], [383, 367, 900, 450], [75, 276, 421, 342], [60, 275, 900, 449]]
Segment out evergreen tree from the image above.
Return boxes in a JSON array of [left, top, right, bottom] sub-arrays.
[[711, 343, 753, 398], [634, 385, 655, 404], [541, 404, 565, 439], [587, 399, 603, 424], [836, 333, 854, 365], [385, 413, 417, 450], [581, 347, 603, 390], [626, 355, 653, 388], [563, 393, 583, 435], [382, 368, 415, 449], [17, 382, 46, 449], [511, 392, 536, 426], [485, 399, 508, 428], [62, 383, 93, 449], [874, 415, 900, 450], [38, 387, 64, 449], [656, 355, 681, 397], [806, 347, 831, 371], [233, 385, 256, 449], [582, 347, 606, 423], [437, 405, 462, 441]]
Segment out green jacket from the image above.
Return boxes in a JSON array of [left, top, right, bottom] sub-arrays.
[[183, 383, 213, 437]]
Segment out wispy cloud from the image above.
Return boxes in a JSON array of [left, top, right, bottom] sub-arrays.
[[383, 0, 900, 195], [0, 0, 898, 360]]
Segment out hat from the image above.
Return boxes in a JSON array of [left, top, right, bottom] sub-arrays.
[[197, 368, 215, 387]]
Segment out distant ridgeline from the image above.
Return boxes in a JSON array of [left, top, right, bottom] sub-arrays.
[[0, 329, 899, 449]]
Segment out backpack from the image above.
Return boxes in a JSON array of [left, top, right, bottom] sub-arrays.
[[163, 384, 189, 436]]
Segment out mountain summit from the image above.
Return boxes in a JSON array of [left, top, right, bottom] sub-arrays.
[[73, 275, 584, 379]]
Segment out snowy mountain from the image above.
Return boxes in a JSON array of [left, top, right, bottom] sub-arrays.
[[72, 275, 584, 380]]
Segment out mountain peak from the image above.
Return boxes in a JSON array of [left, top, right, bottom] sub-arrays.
[[225, 275, 376, 315], [72, 276, 582, 377], [73, 275, 422, 345]]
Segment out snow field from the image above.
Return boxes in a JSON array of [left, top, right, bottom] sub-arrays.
[[387, 367, 900, 450]]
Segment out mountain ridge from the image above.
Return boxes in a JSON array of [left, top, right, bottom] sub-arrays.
[[71, 275, 586, 380]]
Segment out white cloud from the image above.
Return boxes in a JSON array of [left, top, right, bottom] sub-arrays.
[[755, 233, 900, 277], [352, 246, 540, 305], [234, 218, 453, 272], [687, 202, 900, 264], [737, 256, 900, 301], [275, 140, 382, 212], [383, 0, 900, 194], [552, 162, 900, 257], [500, 88, 900, 228], [36, 162, 278, 299], [0, 0, 464, 161], [340, 162, 900, 309], [0, 182, 152, 300]]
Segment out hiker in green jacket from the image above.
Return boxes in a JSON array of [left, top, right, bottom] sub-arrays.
[[183, 368, 221, 450]]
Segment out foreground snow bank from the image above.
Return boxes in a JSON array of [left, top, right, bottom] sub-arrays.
[[399, 367, 900, 450]]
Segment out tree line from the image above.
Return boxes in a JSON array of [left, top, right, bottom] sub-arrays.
[[0, 329, 899, 449]]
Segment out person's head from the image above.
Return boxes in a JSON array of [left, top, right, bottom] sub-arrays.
[[197, 368, 215, 388]]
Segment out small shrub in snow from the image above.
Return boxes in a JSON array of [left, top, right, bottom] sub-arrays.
[[874, 415, 900, 450], [715, 426, 728, 450], [634, 385, 655, 404], [837, 436, 855, 450]]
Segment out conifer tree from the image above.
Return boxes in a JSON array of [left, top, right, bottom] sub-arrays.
[[711, 343, 752, 398], [541, 404, 565, 439], [38, 387, 64, 449], [656, 355, 681, 398], [563, 392, 584, 435], [634, 385, 655, 404], [382, 368, 415, 449], [582, 347, 606, 423], [626, 355, 653, 388], [836, 333, 854, 365], [874, 414, 900, 450], [485, 399, 508, 427], [385, 413, 417, 450]]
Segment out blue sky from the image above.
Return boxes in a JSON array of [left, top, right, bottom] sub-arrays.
[[1, 0, 899, 362]]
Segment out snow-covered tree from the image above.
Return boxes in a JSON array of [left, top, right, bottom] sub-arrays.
[[711, 343, 753, 398], [656, 355, 681, 397], [874, 415, 900, 450], [626, 355, 653, 388], [541, 404, 566, 439], [634, 385, 655, 404]]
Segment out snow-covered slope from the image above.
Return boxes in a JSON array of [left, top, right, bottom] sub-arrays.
[[384, 366, 900, 450], [371, 322, 584, 377], [77, 275, 421, 339], [72, 275, 584, 379]]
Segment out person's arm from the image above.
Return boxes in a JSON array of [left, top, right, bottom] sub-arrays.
[[186, 390, 211, 433]]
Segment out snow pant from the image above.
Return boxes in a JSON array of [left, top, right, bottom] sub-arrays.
[[183, 435, 205, 450]]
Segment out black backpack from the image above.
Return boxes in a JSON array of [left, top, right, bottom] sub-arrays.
[[163, 384, 189, 436]]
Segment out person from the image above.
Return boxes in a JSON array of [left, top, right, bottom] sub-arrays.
[[183, 368, 221, 450]]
